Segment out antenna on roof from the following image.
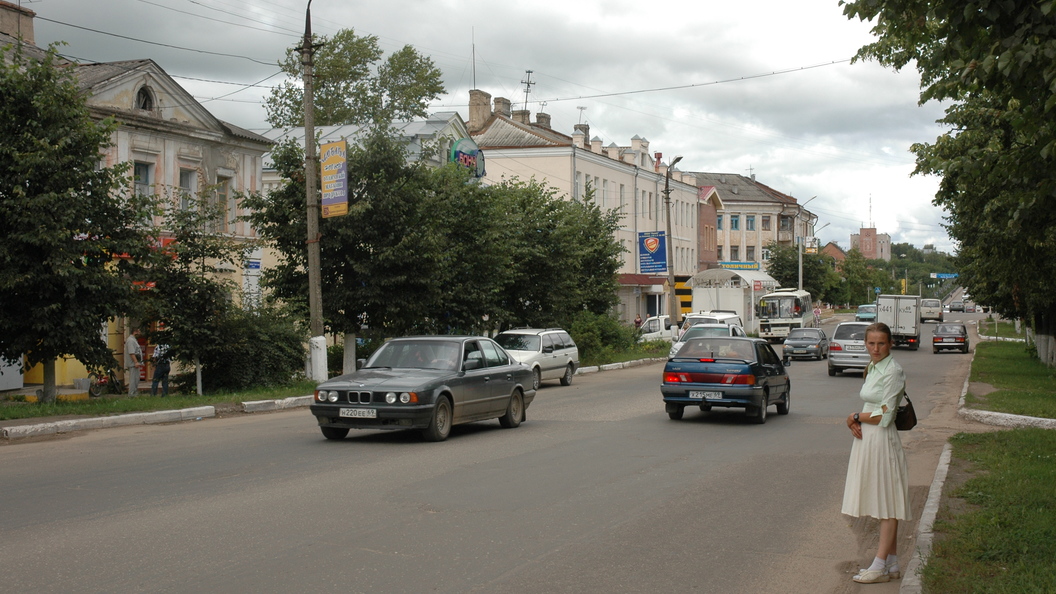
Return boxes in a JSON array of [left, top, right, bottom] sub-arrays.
[[577, 106, 587, 123], [521, 70, 534, 110], [471, 28, 476, 89]]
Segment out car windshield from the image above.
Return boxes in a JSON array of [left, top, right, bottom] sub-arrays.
[[676, 338, 757, 361], [366, 340, 461, 370], [834, 325, 867, 341], [858, 305, 876, 313], [494, 334, 540, 352], [937, 325, 964, 334], [682, 326, 729, 340], [787, 329, 820, 339]]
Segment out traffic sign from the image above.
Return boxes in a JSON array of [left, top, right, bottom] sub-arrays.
[[874, 286, 881, 294], [930, 273, 959, 279]]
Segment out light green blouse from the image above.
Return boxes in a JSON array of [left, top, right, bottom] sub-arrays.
[[860, 354, 905, 428]]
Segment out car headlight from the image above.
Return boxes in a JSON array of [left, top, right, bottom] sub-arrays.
[[386, 392, 397, 404], [328, 391, 338, 403], [400, 392, 412, 404]]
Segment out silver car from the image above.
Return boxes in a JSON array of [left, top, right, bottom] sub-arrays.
[[494, 328, 579, 390], [782, 327, 829, 360], [827, 322, 871, 376], [670, 323, 746, 358]]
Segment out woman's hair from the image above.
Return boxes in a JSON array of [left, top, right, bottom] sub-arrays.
[[865, 322, 893, 341]]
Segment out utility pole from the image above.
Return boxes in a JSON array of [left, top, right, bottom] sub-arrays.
[[300, 1, 325, 378], [663, 156, 683, 334]]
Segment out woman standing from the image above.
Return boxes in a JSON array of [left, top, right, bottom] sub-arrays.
[[842, 322, 910, 584]]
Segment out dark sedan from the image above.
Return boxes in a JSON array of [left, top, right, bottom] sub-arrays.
[[782, 327, 829, 360], [310, 336, 536, 441], [933, 323, 970, 353], [661, 337, 790, 424]]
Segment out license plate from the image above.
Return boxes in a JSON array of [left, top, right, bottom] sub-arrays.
[[943, 338, 955, 342], [689, 391, 723, 400], [339, 408, 376, 418], [847, 345, 865, 351], [792, 349, 806, 354]]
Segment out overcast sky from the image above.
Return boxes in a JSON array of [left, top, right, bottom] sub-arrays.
[[25, 0, 954, 253]]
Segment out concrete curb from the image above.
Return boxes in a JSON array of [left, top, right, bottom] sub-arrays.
[[1, 406, 215, 439], [242, 395, 313, 413]]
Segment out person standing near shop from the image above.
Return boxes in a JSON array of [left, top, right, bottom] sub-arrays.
[[151, 342, 171, 397], [842, 322, 910, 584], [124, 328, 143, 396]]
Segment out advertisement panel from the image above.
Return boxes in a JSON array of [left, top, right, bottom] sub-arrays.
[[639, 231, 667, 274], [320, 139, 348, 218]]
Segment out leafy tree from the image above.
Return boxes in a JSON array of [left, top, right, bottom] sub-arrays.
[[763, 242, 836, 303], [842, 0, 1056, 363], [0, 46, 152, 402], [265, 29, 444, 127]]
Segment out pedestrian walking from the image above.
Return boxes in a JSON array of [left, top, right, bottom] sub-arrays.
[[124, 328, 143, 396], [151, 343, 171, 397], [842, 322, 910, 584]]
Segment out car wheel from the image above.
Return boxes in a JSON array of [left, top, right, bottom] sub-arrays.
[[963, 345, 969, 354], [823, 348, 828, 359], [828, 366, 837, 377], [499, 390, 524, 428], [531, 367, 542, 391], [933, 348, 939, 354], [777, 387, 790, 415], [751, 397, 768, 424], [668, 406, 684, 420], [422, 397, 453, 442], [560, 364, 574, 386], [321, 426, 349, 440]]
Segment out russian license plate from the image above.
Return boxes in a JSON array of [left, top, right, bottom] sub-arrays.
[[689, 391, 723, 400], [847, 345, 865, 351], [339, 408, 376, 419], [793, 349, 806, 354], [943, 338, 955, 342]]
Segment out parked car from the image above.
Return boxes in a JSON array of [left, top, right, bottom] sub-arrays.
[[679, 311, 745, 335], [920, 298, 944, 323], [827, 321, 872, 376], [949, 300, 965, 312], [782, 327, 829, 360], [855, 304, 877, 322], [310, 336, 535, 442], [669, 323, 747, 358], [661, 337, 790, 424], [933, 323, 970, 354], [495, 328, 579, 390]]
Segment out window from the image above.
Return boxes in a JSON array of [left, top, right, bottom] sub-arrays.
[[179, 169, 197, 211], [619, 184, 626, 209], [216, 177, 233, 232], [746, 215, 755, 231], [135, 87, 154, 111], [730, 215, 740, 231], [762, 248, 772, 261], [717, 246, 723, 260], [747, 246, 756, 261], [717, 215, 723, 230], [730, 246, 740, 261], [762, 215, 771, 231], [780, 216, 793, 231], [133, 162, 153, 197]]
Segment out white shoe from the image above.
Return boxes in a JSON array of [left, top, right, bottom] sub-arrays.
[[852, 569, 890, 584]]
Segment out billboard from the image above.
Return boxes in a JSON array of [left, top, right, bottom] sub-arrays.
[[321, 139, 348, 218], [639, 231, 667, 274]]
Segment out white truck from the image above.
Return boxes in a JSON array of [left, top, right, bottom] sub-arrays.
[[875, 294, 922, 350], [638, 314, 677, 342]]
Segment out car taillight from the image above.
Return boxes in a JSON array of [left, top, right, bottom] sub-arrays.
[[830, 343, 843, 352], [664, 372, 690, 383], [723, 374, 755, 385]]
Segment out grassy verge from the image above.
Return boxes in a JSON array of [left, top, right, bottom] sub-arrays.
[[977, 318, 1028, 339], [0, 381, 317, 421], [965, 341, 1056, 419], [921, 338, 1056, 592], [922, 428, 1056, 593]]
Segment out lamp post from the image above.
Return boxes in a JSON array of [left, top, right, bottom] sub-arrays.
[[796, 196, 817, 290], [663, 155, 683, 334]]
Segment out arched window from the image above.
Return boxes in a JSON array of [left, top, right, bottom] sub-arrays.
[[135, 87, 154, 111]]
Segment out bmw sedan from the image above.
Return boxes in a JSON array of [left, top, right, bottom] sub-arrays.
[[310, 336, 536, 441], [661, 337, 790, 424]]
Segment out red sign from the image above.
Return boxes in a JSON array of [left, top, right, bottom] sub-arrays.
[[753, 280, 763, 291]]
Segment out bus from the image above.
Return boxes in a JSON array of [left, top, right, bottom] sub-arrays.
[[756, 288, 814, 341]]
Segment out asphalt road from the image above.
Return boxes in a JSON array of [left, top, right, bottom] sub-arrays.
[[0, 315, 976, 593]]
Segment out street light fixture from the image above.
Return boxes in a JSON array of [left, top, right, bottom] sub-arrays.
[[664, 155, 683, 334], [796, 197, 819, 290]]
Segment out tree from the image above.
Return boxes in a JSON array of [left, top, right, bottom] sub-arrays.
[[265, 29, 444, 128], [842, 0, 1056, 364], [0, 46, 153, 402], [763, 242, 837, 303]]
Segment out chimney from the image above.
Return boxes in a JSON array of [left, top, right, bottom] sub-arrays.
[[572, 129, 587, 149], [468, 89, 492, 133], [574, 123, 590, 141], [512, 109, 530, 124], [590, 136, 603, 154], [535, 112, 551, 129], [494, 97, 512, 117], [630, 135, 643, 153], [0, 0, 36, 45], [606, 142, 620, 160]]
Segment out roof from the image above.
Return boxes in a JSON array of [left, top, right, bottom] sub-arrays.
[[618, 274, 669, 286], [687, 268, 779, 289], [471, 114, 573, 148], [686, 172, 799, 206]]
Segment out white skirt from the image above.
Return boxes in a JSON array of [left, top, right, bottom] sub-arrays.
[[842, 422, 910, 520]]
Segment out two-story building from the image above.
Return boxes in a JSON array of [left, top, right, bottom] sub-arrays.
[[466, 89, 719, 322]]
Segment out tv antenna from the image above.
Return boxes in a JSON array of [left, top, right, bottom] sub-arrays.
[[520, 70, 534, 109], [577, 106, 587, 123]]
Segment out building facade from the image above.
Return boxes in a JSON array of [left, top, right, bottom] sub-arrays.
[[850, 228, 891, 261]]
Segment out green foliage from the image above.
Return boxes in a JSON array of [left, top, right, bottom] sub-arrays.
[[265, 29, 444, 128], [188, 307, 305, 392], [842, 0, 1056, 342], [0, 45, 153, 375], [568, 310, 638, 364], [763, 241, 840, 303]]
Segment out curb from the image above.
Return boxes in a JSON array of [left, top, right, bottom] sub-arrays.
[[1, 406, 215, 439]]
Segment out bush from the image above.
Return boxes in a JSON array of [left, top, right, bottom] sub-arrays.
[[192, 308, 306, 392], [569, 310, 638, 365]]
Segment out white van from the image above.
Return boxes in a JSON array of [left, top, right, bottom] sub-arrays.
[[639, 315, 677, 342], [679, 311, 744, 338], [920, 298, 944, 323]]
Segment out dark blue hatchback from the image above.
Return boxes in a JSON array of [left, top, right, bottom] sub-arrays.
[[661, 337, 791, 424]]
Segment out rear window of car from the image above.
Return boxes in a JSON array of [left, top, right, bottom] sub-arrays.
[[922, 299, 941, 307], [683, 327, 730, 339], [937, 325, 965, 334], [787, 329, 820, 339], [834, 325, 867, 341], [677, 338, 757, 361], [495, 334, 540, 351]]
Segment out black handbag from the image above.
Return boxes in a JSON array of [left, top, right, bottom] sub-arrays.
[[895, 393, 917, 431]]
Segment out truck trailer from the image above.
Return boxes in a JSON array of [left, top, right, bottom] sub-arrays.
[[875, 294, 922, 350]]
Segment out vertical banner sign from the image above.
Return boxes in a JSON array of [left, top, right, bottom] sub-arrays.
[[639, 231, 668, 274], [320, 139, 348, 218]]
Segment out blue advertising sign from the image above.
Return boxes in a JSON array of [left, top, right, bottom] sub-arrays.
[[638, 231, 667, 274], [930, 273, 959, 279]]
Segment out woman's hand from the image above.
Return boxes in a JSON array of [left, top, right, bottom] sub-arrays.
[[847, 413, 862, 439]]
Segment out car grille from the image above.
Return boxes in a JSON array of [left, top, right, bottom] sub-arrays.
[[341, 390, 374, 404]]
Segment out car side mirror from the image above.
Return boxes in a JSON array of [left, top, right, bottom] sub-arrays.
[[781, 354, 791, 366], [463, 358, 483, 371], [356, 358, 366, 370]]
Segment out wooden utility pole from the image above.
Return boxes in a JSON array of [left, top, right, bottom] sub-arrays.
[[300, 1, 323, 339]]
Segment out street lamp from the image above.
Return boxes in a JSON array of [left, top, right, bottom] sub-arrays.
[[664, 155, 683, 334], [796, 197, 818, 290]]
